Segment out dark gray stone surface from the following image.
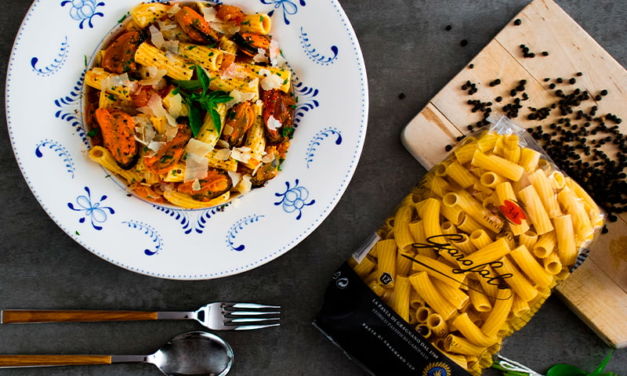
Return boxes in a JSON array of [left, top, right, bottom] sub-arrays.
[[0, 0, 625, 375]]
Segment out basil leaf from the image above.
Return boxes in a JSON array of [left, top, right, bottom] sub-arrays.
[[210, 107, 222, 133], [546, 364, 587, 376], [174, 79, 202, 91], [195, 65, 210, 95], [188, 104, 203, 137]]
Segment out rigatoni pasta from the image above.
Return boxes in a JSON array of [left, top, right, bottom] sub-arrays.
[[343, 119, 604, 375]]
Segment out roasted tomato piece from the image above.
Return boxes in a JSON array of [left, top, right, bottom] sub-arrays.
[[131, 85, 157, 107], [251, 162, 279, 187], [223, 101, 256, 147], [175, 6, 219, 44], [144, 124, 191, 174], [216, 5, 246, 25], [130, 183, 166, 204], [102, 31, 142, 74], [219, 52, 236, 73], [177, 168, 232, 201], [94, 108, 139, 168], [232, 32, 270, 56], [262, 89, 296, 144]]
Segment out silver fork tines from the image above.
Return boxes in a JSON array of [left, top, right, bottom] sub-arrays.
[[199, 302, 281, 331]]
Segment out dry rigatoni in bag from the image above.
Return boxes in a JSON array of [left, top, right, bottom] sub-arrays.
[[315, 117, 604, 376]]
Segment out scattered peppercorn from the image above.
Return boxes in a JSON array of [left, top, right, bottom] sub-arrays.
[[569, 78, 576, 84], [445, 144, 453, 152], [542, 51, 549, 56], [398, 92, 406, 100], [468, 63, 474, 69], [513, 18, 522, 25], [600, 89, 608, 96], [460, 39, 468, 47], [445, 25, 452, 31], [489, 79, 501, 87], [495, 96, 503, 102], [576, 72, 583, 76]]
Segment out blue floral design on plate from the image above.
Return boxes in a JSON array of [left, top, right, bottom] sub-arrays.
[[260, 0, 306, 25], [35, 139, 75, 178], [293, 80, 320, 127], [68, 186, 115, 230], [31, 36, 69, 77], [152, 204, 229, 235], [299, 27, 338, 65], [54, 71, 89, 147], [274, 179, 315, 220], [61, 0, 105, 29], [226, 215, 265, 251], [305, 127, 343, 168], [122, 220, 164, 256]]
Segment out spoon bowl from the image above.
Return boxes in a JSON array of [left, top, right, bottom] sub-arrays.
[[149, 332, 234, 376]]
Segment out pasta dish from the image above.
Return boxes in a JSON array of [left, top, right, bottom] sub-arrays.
[[83, 2, 295, 208]]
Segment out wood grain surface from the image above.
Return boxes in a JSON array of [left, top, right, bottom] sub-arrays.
[[401, 0, 627, 348], [1, 310, 158, 324], [0, 355, 112, 367]]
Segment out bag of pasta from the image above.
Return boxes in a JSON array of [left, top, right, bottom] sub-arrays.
[[314, 116, 604, 376]]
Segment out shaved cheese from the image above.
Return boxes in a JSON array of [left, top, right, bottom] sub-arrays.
[[200, 6, 218, 22], [226, 89, 257, 108], [269, 39, 287, 67], [164, 91, 187, 118], [227, 171, 242, 187], [133, 114, 157, 145], [184, 153, 209, 182], [221, 63, 247, 80], [139, 66, 168, 87], [149, 25, 165, 49], [231, 147, 252, 163], [186, 138, 214, 157], [163, 40, 179, 54], [267, 115, 283, 131], [237, 175, 252, 194], [165, 125, 179, 141], [210, 22, 240, 36], [261, 153, 276, 164], [213, 148, 231, 161], [192, 179, 202, 191], [158, 20, 177, 31], [253, 48, 269, 63], [148, 141, 166, 152], [101, 73, 134, 93], [140, 94, 177, 127], [167, 3, 181, 14], [258, 68, 283, 90]]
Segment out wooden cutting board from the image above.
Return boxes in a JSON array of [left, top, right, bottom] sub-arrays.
[[401, 0, 627, 348]]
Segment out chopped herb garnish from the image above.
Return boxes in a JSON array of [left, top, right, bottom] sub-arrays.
[[187, 45, 198, 50], [241, 20, 251, 25], [84, 55, 88, 67], [107, 94, 117, 101], [87, 129, 99, 137], [280, 127, 295, 139], [117, 12, 129, 24], [75, 231, 80, 236], [277, 158, 286, 171]]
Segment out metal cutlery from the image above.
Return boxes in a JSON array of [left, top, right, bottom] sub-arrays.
[[0, 331, 234, 375], [1, 302, 281, 331]]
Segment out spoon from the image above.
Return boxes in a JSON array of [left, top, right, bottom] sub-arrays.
[[0, 331, 234, 375]]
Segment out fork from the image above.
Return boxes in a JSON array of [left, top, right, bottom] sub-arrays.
[[0, 303, 280, 331]]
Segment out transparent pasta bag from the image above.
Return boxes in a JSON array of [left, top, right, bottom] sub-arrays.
[[315, 116, 605, 376]]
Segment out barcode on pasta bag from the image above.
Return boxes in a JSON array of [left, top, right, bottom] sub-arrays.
[[314, 264, 471, 376]]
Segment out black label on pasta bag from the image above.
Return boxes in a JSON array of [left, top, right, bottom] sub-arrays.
[[314, 263, 471, 376]]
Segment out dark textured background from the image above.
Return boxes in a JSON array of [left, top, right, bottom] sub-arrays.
[[1, 0, 626, 375]]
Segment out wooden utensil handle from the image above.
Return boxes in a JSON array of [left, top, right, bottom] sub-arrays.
[[1, 310, 158, 323], [0, 355, 112, 367]]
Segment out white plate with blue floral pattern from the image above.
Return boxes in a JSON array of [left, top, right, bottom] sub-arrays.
[[6, 0, 368, 279]]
